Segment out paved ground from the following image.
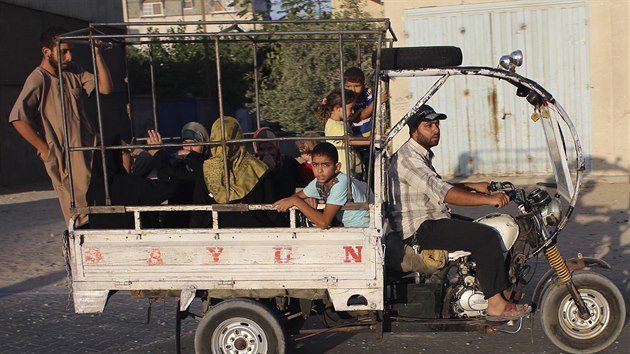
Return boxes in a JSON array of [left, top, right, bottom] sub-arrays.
[[0, 178, 628, 353]]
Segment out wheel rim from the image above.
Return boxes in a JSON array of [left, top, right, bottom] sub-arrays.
[[557, 288, 610, 340], [211, 317, 268, 354]]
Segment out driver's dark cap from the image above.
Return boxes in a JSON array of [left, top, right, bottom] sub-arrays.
[[406, 104, 447, 130]]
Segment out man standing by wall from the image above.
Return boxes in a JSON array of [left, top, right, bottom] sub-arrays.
[[8, 26, 113, 225]]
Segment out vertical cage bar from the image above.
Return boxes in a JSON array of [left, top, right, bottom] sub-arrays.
[[338, 32, 353, 201], [148, 45, 159, 131], [89, 33, 112, 205], [253, 42, 261, 130], [56, 40, 77, 210], [214, 36, 231, 203]]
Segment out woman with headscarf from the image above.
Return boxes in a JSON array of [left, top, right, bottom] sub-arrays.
[[86, 130, 175, 229], [203, 117, 278, 228], [164, 121, 212, 228], [252, 127, 305, 201]]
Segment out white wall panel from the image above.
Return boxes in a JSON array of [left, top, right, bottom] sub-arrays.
[[404, 0, 590, 176]]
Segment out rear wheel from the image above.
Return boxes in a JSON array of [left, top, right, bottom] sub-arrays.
[[195, 298, 286, 354], [540, 271, 625, 354]]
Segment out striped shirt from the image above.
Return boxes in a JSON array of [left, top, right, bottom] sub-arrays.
[[387, 138, 453, 239]]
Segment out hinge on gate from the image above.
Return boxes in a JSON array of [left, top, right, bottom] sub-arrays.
[[322, 276, 338, 284]]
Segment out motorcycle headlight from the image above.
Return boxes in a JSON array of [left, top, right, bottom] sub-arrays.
[[540, 197, 562, 226]]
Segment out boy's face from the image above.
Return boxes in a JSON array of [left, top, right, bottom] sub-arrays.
[[311, 153, 341, 185], [344, 80, 364, 94]]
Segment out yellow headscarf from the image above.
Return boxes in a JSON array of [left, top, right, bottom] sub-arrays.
[[203, 116, 268, 203]]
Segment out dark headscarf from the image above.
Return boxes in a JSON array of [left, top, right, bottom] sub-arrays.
[[181, 121, 210, 157]]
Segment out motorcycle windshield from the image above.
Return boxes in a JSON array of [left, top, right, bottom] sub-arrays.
[[539, 103, 575, 202]]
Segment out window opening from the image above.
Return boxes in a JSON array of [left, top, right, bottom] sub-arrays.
[[142, 1, 164, 17]]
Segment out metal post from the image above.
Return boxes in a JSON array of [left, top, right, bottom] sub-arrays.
[[338, 33, 353, 201], [148, 45, 159, 131], [124, 45, 136, 140], [366, 33, 385, 195], [253, 42, 261, 130], [214, 36, 231, 203], [56, 41, 77, 209], [200, 0, 214, 124], [89, 33, 112, 205]]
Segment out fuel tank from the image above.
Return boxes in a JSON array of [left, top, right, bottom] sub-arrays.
[[474, 213, 519, 252]]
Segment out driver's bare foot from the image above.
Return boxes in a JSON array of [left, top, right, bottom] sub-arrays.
[[486, 303, 531, 321]]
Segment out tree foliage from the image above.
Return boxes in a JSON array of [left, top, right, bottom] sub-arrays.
[[126, 1, 378, 132], [126, 25, 253, 114], [233, 0, 377, 131]]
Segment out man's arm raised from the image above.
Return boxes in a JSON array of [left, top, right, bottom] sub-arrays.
[[94, 45, 113, 94]]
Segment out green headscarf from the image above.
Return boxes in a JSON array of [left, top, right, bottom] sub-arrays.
[[203, 116, 268, 203]]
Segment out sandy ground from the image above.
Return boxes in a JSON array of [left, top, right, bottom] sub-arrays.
[[0, 183, 66, 290]]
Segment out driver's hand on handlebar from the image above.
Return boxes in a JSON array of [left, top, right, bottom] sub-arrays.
[[489, 192, 510, 208]]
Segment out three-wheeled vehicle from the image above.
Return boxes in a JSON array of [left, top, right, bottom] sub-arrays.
[[59, 19, 624, 354]]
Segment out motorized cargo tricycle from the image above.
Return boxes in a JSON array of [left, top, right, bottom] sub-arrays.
[[59, 19, 625, 353]]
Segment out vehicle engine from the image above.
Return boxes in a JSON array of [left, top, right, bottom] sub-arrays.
[[450, 263, 487, 318]]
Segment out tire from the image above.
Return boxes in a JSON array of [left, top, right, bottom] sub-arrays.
[[374, 46, 463, 70], [539, 271, 626, 354], [194, 298, 287, 354]]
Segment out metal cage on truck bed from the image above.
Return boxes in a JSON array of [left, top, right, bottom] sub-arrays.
[[60, 19, 395, 315]]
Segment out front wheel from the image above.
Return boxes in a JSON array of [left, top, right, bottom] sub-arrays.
[[194, 298, 287, 354], [540, 271, 626, 354]]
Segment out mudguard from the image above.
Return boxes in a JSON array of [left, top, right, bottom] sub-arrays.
[[531, 257, 612, 310]]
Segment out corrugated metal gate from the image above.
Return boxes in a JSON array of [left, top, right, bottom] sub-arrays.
[[404, 0, 591, 176]]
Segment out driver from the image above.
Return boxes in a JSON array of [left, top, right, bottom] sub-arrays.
[[387, 104, 531, 321]]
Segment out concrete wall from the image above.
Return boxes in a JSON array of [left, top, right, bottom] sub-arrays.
[[587, 0, 629, 178], [0, 2, 127, 187], [356, 0, 629, 179]]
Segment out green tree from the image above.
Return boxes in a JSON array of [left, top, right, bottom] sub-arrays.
[[126, 1, 379, 132], [236, 0, 377, 131], [126, 25, 253, 114]]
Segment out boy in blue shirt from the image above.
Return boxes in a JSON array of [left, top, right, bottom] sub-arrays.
[[343, 67, 374, 137], [272, 142, 371, 228], [343, 67, 375, 181]]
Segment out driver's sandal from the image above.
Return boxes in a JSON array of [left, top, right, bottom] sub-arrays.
[[486, 304, 532, 322]]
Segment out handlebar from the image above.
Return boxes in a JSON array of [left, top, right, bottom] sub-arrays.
[[488, 181, 514, 192], [489, 181, 518, 203]]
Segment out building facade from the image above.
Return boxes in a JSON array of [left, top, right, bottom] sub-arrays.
[[122, 0, 268, 33]]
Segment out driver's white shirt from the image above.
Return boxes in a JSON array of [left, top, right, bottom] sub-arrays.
[[387, 138, 453, 239]]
